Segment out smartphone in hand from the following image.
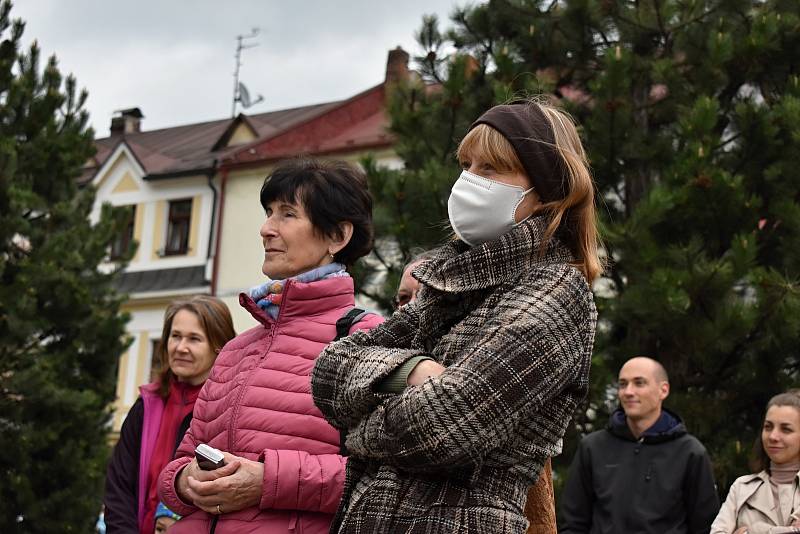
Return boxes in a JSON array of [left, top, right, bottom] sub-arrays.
[[195, 444, 226, 470]]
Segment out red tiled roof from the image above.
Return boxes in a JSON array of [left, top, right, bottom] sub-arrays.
[[81, 100, 342, 183], [80, 48, 419, 184], [222, 84, 394, 169]]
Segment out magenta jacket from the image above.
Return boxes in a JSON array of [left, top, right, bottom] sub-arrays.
[[158, 277, 381, 534], [104, 382, 194, 533], [138, 384, 165, 528]]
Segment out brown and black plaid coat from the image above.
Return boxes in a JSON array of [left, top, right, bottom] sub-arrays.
[[311, 216, 597, 533]]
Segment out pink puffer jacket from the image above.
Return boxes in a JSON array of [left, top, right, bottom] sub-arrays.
[[158, 277, 382, 534]]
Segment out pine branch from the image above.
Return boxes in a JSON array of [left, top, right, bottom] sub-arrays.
[[711, 283, 793, 385], [370, 243, 394, 272], [440, 104, 460, 165], [653, 0, 669, 42], [713, 132, 742, 152], [603, 241, 626, 296], [670, 2, 726, 33]]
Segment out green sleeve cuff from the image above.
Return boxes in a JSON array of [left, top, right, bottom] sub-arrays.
[[375, 356, 434, 393]]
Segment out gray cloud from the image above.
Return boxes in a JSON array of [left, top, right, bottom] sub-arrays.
[[12, 0, 466, 135]]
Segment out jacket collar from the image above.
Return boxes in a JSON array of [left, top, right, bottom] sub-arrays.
[[239, 276, 356, 327], [414, 215, 574, 294], [139, 382, 161, 399], [734, 470, 797, 523], [607, 407, 687, 443]]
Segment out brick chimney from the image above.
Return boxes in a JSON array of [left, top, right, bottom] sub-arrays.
[[385, 46, 409, 84], [110, 108, 144, 136]]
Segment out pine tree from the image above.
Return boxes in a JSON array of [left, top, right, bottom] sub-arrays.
[[0, 2, 132, 530], [365, 0, 800, 495], [357, 15, 498, 308]]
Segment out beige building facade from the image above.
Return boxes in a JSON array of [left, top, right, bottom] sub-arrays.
[[87, 48, 411, 431]]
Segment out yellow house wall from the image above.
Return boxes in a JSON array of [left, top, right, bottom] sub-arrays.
[[188, 195, 201, 257], [147, 195, 203, 260], [221, 295, 254, 332], [217, 169, 268, 332], [132, 202, 145, 262], [112, 348, 132, 431], [135, 331, 151, 390], [111, 299, 177, 432], [228, 123, 257, 146], [94, 151, 129, 191], [151, 200, 166, 260], [94, 154, 218, 431], [111, 171, 140, 194]]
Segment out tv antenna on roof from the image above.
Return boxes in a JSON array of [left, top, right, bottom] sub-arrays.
[[232, 28, 264, 117]]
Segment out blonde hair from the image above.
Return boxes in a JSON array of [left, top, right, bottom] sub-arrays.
[[457, 101, 604, 284]]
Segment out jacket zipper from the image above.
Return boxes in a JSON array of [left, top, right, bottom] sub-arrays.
[[226, 282, 289, 453]]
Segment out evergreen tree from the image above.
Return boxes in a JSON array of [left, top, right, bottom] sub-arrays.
[[364, 0, 800, 496], [357, 16, 498, 308], [0, 2, 132, 530]]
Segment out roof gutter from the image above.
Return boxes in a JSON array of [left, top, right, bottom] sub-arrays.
[[205, 162, 218, 289], [210, 166, 229, 296]]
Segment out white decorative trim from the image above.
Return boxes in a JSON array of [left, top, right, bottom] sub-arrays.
[[123, 335, 140, 405], [129, 285, 210, 301], [92, 143, 147, 187]]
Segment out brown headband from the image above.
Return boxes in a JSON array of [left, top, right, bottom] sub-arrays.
[[469, 103, 566, 203]]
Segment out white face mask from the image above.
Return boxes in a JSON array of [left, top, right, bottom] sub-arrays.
[[447, 170, 534, 246]]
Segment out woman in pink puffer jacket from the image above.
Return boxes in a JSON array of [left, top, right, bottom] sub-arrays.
[[158, 159, 381, 533]]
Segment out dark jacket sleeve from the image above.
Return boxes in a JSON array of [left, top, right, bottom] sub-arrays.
[[559, 437, 595, 534], [104, 398, 143, 534], [311, 303, 425, 430], [683, 441, 720, 534], [175, 412, 192, 455]]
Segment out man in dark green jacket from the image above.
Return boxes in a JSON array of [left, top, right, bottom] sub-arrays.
[[560, 356, 719, 533]]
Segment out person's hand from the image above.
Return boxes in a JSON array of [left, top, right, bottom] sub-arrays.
[[733, 527, 749, 534], [176, 457, 240, 504], [792, 516, 800, 527], [184, 452, 264, 515], [407, 360, 446, 386]]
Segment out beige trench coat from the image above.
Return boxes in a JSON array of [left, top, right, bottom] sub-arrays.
[[711, 470, 800, 534]]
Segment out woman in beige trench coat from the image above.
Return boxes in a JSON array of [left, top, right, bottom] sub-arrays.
[[711, 391, 800, 534]]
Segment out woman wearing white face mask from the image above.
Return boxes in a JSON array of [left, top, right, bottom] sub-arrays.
[[311, 99, 602, 533]]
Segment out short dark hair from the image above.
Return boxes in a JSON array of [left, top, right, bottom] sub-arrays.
[[750, 390, 800, 472], [259, 158, 374, 265]]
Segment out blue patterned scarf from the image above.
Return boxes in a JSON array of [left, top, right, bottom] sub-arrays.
[[248, 262, 349, 319]]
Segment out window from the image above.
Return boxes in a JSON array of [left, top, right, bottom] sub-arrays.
[[110, 205, 135, 260], [164, 199, 192, 256]]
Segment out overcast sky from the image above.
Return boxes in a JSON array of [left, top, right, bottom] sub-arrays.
[[13, 0, 468, 137]]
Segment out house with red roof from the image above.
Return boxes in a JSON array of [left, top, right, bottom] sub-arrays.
[[87, 48, 410, 431]]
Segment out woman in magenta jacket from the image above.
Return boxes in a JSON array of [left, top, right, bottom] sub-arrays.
[[158, 158, 381, 533], [104, 295, 236, 534]]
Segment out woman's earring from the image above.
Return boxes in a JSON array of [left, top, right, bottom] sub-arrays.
[[329, 252, 335, 260]]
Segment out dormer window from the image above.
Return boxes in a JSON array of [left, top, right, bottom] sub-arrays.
[[164, 199, 192, 256]]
